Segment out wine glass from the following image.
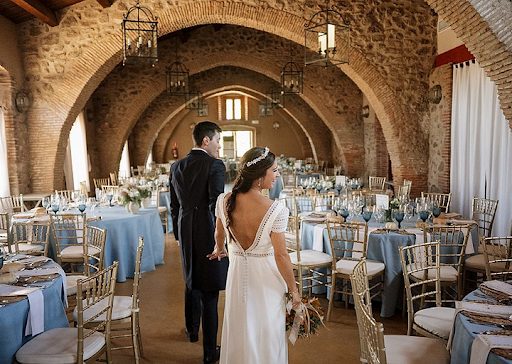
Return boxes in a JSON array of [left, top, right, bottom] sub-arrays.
[[374, 207, 385, 227], [419, 209, 430, 223], [362, 206, 373, 223], [42, 197, 50, 213], [432, 203, 441, 219], [394, 208, 405, 230]]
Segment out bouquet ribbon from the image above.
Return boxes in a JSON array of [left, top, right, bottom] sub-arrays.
[[286, 298, 326, 345]]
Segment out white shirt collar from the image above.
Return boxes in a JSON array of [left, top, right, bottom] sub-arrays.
[[192, 147, 208, 154]]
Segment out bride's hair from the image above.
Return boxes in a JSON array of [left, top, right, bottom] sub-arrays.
[[226, 147, 275, 227]]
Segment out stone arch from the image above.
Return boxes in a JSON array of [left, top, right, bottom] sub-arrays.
[[23, 0, 435, 193]]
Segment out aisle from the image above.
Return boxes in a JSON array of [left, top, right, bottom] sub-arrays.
[[112, 234, 407, 363]]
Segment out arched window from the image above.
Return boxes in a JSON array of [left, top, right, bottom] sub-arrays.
[[0, 108, 10, 197]]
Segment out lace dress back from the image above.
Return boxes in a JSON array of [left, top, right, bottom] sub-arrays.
[[216, 193, 289, 364]]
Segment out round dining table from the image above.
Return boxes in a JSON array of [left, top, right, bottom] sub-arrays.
[[450, 285, 512, 364], [0, 258, 68, 364]]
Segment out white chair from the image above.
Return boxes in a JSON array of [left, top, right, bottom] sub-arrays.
[[74, 237, 145, 363], [368, 176, 386, 191], [0, 194, 25, 214], [16, 262, 119, 364], [350, 260, 450, 364], [399, 241, 455, 341]]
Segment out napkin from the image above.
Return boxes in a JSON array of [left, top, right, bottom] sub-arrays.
[[313, 224, 327, 251], [17, 256, 49, 268], [25, 289, 44, 336], [470, 335, 512, 364], [481, 281, 512, 297], [456, 301, 512, 318]]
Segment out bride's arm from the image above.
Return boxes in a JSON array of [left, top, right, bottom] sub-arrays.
[[208, 217, 228, 260], [271, 232, 301, 309]]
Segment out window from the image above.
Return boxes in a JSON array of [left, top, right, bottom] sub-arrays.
[[67, 112, 90, 191], [219, 130, 253, 158], [226, 98, 242, 120], [119, 141, 131, 178]]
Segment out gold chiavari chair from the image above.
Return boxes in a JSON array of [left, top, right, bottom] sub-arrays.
[[16, 262, 119, 364], [326, 220, 384, 319], [51, 213, 87, 272], [75, 238, 145, 364], [421, 192, 452, 213], [0, 194, 25, 214], [109, 172, 118, 186], [463, 197, 500, 291], [399, 242, 455, 341], [79, 181, 89, 198], [56, 190, 80, 202], [482, 236, 512, 281], [313, 193, 335, 212], [423, 224, 470, 301], [294, 195, 314, 214], [281, 173, 297, 189], [368, 176, 386, 191], [397, 184, 410, 199], [12, 221, 51, 256], [350, 260, 450, 364], [93, 177, 111, 190], [0, 212, 11, 253]]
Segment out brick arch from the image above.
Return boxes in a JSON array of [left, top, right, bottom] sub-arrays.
[[125, 69, 333, 173], [28, 0, 432, 191], [424, 0, 512, 129], [149, 87, 316, 168]]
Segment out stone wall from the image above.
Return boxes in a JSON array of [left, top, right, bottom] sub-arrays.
[[427, 64, 453, 193]]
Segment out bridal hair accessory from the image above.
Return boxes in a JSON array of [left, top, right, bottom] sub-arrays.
[[246, 147, 269, 167], [285, 294, 326, 344]]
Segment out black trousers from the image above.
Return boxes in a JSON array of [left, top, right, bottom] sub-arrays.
[[185, 286, 219, 358]]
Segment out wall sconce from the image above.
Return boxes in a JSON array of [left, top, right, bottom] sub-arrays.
[[428, 85, 442, 104], [273, 121, 280, 130], [15, 92, 30, 113], [362, 105, 369, 118], [189, 122, 196, 129]]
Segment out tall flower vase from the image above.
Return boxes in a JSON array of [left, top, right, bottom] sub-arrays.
[[128, 201, 140, 214]]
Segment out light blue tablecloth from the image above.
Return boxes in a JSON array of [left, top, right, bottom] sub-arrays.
[[0, 259, 68, 364], [300, 216, 479, 317], [269, 178, 283, 200], [88, 205, 165, 282], [450, 288, 511, 364]]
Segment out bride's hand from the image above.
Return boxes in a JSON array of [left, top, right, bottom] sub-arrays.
[[291, 290, 301, 310], [207, 246, 227, 261]]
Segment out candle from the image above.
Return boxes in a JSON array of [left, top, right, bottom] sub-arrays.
[[327, 24, 335, 48], [318, 32, 327, 53]]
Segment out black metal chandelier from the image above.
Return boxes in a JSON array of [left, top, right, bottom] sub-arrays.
[[266, 86, 284, 109], [185, 89, 204, 110], [281, 44, 303, 95], [166, 38, 189, 96], [304, 0, 350, 67], [122, 1, 158, 66]]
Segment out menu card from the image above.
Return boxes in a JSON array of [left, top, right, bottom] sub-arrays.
[[335, 176, 347, 185], [375, 194, 389, 210]]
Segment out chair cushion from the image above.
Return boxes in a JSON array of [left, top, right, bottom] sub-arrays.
[[73, 295, 133, 322], [336, 259, 385, 276], [66, 275, 88, 296], [285, 233, 297, 250], [465, 253, 507, 272], [11, 243, 44, 252], [61, 245, 100, 259], [410, 266, 458, 282], [384, 335, 450, 364], [158, 206, 167, 214], [289, 250, 332, 266], [414, 307, 455, 339], [16, 327, 105, 364]]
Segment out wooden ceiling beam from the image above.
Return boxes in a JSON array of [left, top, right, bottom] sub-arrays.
[[96, 0, 112, 8], [9, 0, 58, 26]]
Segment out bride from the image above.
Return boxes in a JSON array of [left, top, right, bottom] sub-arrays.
[[208, 147, 301, 364]]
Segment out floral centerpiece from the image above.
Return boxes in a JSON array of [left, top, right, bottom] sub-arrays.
[[285, 294, 325, 344], [119, 184, 142, 212], [386, 197, 400, 222]]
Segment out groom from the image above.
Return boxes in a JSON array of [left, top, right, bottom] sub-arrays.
[[169, 121, 228, 364]]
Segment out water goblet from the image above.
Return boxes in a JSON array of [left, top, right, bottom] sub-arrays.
[[78, 203, 86, 214], [419, 210, 430, 223], [394, 210, 405, 230], [340, 208, 349, 222], [362, 207, 373, 223], [336, 184, 342, 195], [51, 203, 59, 214], [106, 193, 113, 207], [42, 197, 50, 213], [432, 205, 441, 219]]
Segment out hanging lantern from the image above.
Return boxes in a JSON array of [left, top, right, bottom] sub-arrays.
[[281, 60, 303, 94], [266, 87, 284, 109], [166, 61, 189, 95], [122, 1, 158, 66], [185, 89, 204, 110], [304, 0, 350, 67]]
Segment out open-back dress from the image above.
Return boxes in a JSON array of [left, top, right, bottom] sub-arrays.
[[216, 193, 290, 364]]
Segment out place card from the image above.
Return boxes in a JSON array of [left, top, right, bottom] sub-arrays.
[[375, 194, 389, 210], [335, 176, 347, 185]]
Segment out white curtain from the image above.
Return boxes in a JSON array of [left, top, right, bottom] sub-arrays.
[[0, 108, 10, 197], [63, 139, 74, 190], [451, 60, 512, 236], [119, 141, 131, 178], [146, 150, 153, 169], [68, 112, 90, 191]]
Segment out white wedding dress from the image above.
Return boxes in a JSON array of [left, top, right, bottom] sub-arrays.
[[216, 193, 290, 364]]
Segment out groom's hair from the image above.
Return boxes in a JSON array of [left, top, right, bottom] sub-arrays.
[[193, 121, 222, 147]]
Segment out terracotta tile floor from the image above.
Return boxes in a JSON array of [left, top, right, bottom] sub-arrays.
[[112, 234, 408, 364]]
